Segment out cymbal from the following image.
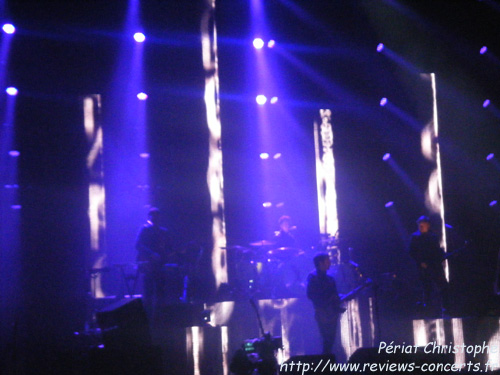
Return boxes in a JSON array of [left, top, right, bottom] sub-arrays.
[[249, 240, 276, 247], [267, 247, 303, 259]]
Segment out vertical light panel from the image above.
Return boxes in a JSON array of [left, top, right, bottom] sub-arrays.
[[422, 73, 448, 279], [221, 326, 229, 375], [487, 320, 500, 370], [314, 109, 339, 236], [83, 94, 107, 298], [431, 73, 448, 279], [413, 319, 428, 346], [202, 0, 228, 289], [452, 318, 465, 366], [191, 326, 203, 375]]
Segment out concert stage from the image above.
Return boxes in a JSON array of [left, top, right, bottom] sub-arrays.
[[60, 296, 500, 375]]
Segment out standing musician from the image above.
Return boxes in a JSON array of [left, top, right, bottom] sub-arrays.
[[409, 215, 449, 313], [307, 252, 344, 354], [135, 207, 173, 319]]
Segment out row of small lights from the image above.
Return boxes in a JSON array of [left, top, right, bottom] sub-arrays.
[[384, 200, 497, 208], [379, 39, 497, 207], [377, 43, 490, 55], [253, 36, 283, 208], [379, 97, 494, 109], [382, 153, 498, 207], [377, 43, 494, 108], [253, 38, 279, 105]]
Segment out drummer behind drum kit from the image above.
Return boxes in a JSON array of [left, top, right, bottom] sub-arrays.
[[223, 240, 309, 299]]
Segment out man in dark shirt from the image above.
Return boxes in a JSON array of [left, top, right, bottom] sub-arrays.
[[274, 215, 297, 249], [307, 252, 343, 354], [409, 216, 448, 312], [136, 207, 173, 318]]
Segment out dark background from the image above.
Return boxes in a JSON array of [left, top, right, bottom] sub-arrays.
[[1, 0, 499, 370]]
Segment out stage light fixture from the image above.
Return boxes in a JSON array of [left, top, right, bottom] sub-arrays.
[[270, 96, 278, 104], [490, 200, 498, 207], [137, 92, 148, 100], [262, 202, 272, 208], [267, 40, 275, 48], [139, 153, 150, 159], [5, 87, 18, 96], [483, 99, 491, 108], [2, 23, 15, 34], [260, 152, 269, 159], [487, 153, 495, 161], [8, 150, 20, 157], [273, 153, 281, 159], [256, 95, 267, 105], [11, 205, 22, 210], [133, 32, 146, 43], [385, 201, 394, 208], [380, 97, 388, 106], [376, 43, 384, 52], [480, 46, 488, 55], [382, 153, 391, 161], [253, 38, 264, 49]]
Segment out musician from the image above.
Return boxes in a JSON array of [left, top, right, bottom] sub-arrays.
[[307, 252, 342, 354], [136, 207, 173, 318], [409, 216, 448, 313], [274, 215, 297, 248]]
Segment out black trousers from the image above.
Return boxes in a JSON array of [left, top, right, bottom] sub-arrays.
[[419, 264, 449, 309], [314, 307, 339, 355]]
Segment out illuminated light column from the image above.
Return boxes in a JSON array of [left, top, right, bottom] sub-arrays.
[[83, 94, 107, 298], [314, 109, 339, 236], [422, 73, 448, 279], [413, 319, 427, 346], [202, 0, 228, 289], [221, 326, 229, 375], [452, 318, 465, 366]]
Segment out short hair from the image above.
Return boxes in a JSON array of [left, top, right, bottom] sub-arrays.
[[416, 215, 430, 224], [313, 252, 330, 268], [278, 215, 291, 225]]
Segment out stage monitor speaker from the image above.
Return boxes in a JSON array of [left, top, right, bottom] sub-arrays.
[[279, 354, 336, 375], [95, 298, 151, 349]]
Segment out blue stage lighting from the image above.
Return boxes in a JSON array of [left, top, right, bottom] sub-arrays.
[[483, 99, 490, 108], [377, 43, 384, 52], [137, 92, 148, 100], [487, 153, 495, 161], [480, 46, 488, 55], [6, 87, 18, 96], [490, 200, 498, 207], [2, 24, 15, 34], [270, 96, 278, 104], [385, 201, 394, 208], [382, 153, 391, 161], [380, 97, 388, 106], [267, 40, 275, 48], [256, 95, 267, 105], [262, 202, 272, 208], [260, 152, 269, 159], [8, 150, 20, 157], [253, 38, 264, 49], [133, 32, 146, 43]]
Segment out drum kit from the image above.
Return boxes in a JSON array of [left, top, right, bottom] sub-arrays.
[[224, 240, 309, 298]]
